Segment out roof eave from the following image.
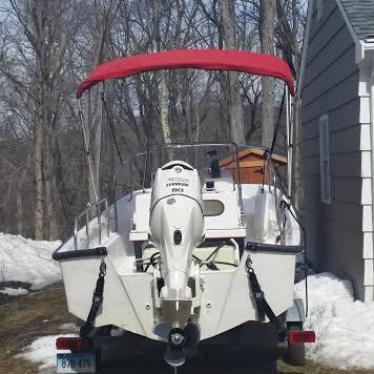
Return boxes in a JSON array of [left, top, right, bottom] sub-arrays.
[[298, 0, 372, 96], [336, 0, 374, 63]]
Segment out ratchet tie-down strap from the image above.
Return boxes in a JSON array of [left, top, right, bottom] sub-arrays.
[[80, 258, 107, 338], [245, 254, 286, 339]]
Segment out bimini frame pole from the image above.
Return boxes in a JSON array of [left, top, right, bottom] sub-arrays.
[[286, 88, 293, 199], [78, 99, 99, 203]]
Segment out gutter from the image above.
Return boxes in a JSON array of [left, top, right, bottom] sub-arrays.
[[357, 40, 374, 63]]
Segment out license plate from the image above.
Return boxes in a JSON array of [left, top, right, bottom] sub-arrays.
[[57, 353, 96, 373]]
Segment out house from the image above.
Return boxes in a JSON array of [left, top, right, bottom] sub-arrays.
[[220, 147, 287, 184], [299, 0, 374, 301]]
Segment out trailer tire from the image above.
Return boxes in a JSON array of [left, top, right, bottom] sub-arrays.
[[284, 324, 305, 366]]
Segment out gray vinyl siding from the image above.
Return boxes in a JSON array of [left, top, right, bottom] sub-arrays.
[[301, 0, 365, 297], [340, 0, 374, 41]]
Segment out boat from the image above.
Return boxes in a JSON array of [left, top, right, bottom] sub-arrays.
[[53, 49, 314, 372]]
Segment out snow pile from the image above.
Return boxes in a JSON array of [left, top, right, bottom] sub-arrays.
[[295, 273, 374, 370], [19, 335, 59, 370], [0, 287, 28, 296], [58, 323, 79, 332], [19, 335, 75, 371], [0, 233, 61, 290]]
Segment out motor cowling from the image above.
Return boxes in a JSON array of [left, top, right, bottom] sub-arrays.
[[149, 161, 204, 326]]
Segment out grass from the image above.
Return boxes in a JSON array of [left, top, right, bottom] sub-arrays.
[[0, 283, 75, 374], [0, 283, 373, 374]]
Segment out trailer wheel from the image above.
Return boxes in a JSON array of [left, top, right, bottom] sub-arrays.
[[284, 324, 305, 366]]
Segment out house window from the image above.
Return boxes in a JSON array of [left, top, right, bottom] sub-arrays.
[[319, 114, 331, 204], [317, 0, 324, 21]]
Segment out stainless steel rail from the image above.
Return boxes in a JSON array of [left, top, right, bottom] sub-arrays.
[[74, 199, 110, 250]]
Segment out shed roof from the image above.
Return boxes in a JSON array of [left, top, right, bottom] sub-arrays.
[[340, 0, 374, 40], [220, 147, 287, 168]]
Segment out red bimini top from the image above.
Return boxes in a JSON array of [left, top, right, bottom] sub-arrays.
[[76, 49, 294, 98]]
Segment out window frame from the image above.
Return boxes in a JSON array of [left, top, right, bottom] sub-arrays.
[[319, 114, 331, 204]]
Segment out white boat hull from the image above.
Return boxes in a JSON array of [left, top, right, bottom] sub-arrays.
[[57, 182, 300, 342]]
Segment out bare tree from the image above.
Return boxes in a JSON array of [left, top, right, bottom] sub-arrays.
[[3, 0, 71, 239], [218, 0, 245, 144], [150, 0, 172, 145], [79, 0, 119, 204], [260, 0, 276, 148]]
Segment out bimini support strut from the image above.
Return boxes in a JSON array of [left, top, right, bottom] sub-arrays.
[[78, 98, 99, 203], [286, 89, 293, 199]]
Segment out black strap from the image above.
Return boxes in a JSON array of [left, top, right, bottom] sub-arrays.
[[80, 259, 107, 338], [245, 255, 285, 339]]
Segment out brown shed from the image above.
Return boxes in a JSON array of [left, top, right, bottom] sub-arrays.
[[220, 147, 287, 184]]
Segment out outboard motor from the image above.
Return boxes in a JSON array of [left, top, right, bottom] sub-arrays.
[[149, 161, 204, 330]]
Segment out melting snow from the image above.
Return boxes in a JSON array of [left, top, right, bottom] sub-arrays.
[[295, 273, 374, 370], [18, 335, 75, 371], [58, 323, 79, 332], [0, 287, 28, 296], [0, 233, 61, 290]]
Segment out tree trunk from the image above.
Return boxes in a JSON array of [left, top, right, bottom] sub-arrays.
[[31, 0, 62, 240], [151, 0, 172, 145], [159, 73, 171, 144], [218, 0, 245, 144], [260, 0, 276, 148], [33, 113, 44, 240], [15, 171, 25, 236], [44, 126, 60, 240]]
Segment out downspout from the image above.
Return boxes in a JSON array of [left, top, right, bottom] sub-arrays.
[[370, 60, 374, 301], [360, 41, 374, 300]]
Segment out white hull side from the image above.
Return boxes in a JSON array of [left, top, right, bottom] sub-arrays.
[[60, 250, 295, 341]]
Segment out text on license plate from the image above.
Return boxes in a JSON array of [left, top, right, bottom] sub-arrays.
[[57, 353, 96, 373]]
